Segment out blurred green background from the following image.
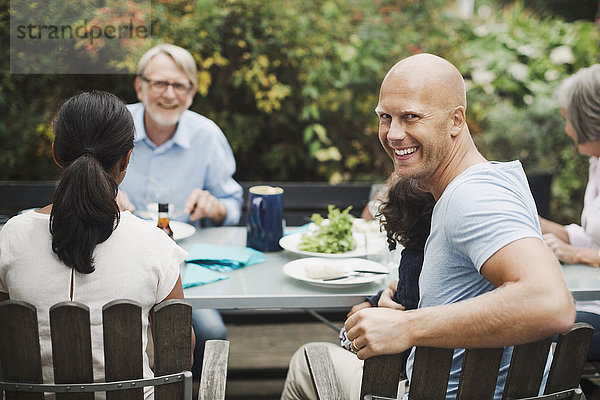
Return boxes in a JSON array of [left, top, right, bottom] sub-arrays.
[[1, 0, 598, 223]]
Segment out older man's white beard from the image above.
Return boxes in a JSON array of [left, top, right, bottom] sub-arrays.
[[147, 105, 183, 127]]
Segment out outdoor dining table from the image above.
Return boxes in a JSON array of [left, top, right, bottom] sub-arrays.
[[0, 221, 597, 307], [562, 263, 600, 301], [179, 225, 600, 310], [179, 226, 398, 310]]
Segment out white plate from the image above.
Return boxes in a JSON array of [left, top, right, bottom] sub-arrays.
[[301, 218, 381, 234], [351, 218, 381, 233], [18, 208, 39, 214], [171, 221, 197, 241], [146, 219, 196, 241], [279, 232, 367, 258], [279, 231, 389, 258], [283, 257, 389, 288]]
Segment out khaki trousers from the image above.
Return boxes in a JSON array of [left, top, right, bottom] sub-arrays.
[[280, 342, 364, 400]]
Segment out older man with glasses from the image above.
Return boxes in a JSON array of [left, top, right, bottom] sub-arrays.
[[118, 43, 242, 227], [118, 43, 242, 388]]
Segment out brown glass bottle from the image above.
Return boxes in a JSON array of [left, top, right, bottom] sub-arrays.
[[157, 203, 174, 238]]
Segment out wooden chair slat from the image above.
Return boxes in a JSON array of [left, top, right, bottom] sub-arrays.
[[50, 301, 94, 400], [304, 343, 345, 400], [0, 300, 44, 400], [198, 340, 229, 400], [502, 337, 553, 400], [457, 347, 505, 400], [544, 322, 594, 395], [510, 387, 583, 400], [1, 299, 216, 400], [360, 353, 405, 400], [103, 300, 144, 400], [409, 346, 454, 400], [303, 323, 592, 400], [152, 300, 192, 400]]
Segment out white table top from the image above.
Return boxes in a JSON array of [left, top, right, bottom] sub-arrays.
[[561, 263, 600, 301], [179, 226, 600, 309], [179, 226, 398, 310], [1, 221, 597, 307]]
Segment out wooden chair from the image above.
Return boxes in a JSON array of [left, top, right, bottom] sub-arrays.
[[304, 322, 593, 400], [0, 299, 230, 400]]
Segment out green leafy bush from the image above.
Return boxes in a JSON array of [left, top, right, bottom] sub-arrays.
[[463, 2, 599, 221], [148, 0, 459, 182], [1, 0, 598, 223]]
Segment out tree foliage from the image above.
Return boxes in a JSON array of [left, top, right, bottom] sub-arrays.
[[1, 0, 598, 222], [463, 2, 599, 222]]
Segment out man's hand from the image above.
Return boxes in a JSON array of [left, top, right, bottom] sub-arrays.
[[377, 280, 405, 310], [347, 301, 372, 318], [184, 189, 227, 223], [116, 190, 136, 212], [345, 307, 409, 360]]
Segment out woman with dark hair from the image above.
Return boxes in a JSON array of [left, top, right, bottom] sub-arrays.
[[0, 91, 193, 397], [281, 177, 434, 400]]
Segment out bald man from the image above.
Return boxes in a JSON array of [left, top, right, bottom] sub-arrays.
[[281, 54, 575, 400]]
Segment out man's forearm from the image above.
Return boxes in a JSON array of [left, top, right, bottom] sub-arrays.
[[403, 280, 574, 350], [347, 268, 575, 359]]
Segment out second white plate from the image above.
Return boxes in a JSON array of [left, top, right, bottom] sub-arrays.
[[279, 232, 369, 258], [146, 219, 196, 241], [283, 257, 389, 288], [280, 230, 389, 259], [170, 221, 197, 241]]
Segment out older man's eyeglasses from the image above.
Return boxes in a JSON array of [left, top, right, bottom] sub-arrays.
[[140, 76, 192, 95]]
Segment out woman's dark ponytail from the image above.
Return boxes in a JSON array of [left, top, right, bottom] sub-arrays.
[[50, 91, 134, 274]]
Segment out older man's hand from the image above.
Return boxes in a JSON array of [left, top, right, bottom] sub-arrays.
[[184, 189, 226, 223]]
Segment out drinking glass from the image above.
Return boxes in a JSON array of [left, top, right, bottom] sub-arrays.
[[145, 184, 174, 221]]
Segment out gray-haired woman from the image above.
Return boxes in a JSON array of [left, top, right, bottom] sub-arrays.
[[540, 64, 600, 266], [539, 64, 600, 400]]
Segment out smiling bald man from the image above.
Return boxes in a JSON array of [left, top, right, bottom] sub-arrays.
[[281, 54, 575, 400]]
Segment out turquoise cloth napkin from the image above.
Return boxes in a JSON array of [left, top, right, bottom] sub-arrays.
[[185, 243, 266, 272], [182, 263, 229, 288], [284, 223, 312, 236]]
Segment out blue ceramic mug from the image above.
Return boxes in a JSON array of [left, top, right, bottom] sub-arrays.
[[246, 185, 284, 252]]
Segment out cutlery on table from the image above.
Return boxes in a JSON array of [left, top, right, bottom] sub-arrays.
[[322, 270, 388, 281]]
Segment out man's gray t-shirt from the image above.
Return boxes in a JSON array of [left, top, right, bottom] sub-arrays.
[[406, 161, 543, 399]]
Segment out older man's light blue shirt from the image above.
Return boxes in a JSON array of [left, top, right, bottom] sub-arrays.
[[120, 103, 243, 226]]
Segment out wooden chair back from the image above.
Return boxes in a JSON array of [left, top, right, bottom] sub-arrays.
[[0, 299, 216, 400], [305, 322, 593, 400]]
